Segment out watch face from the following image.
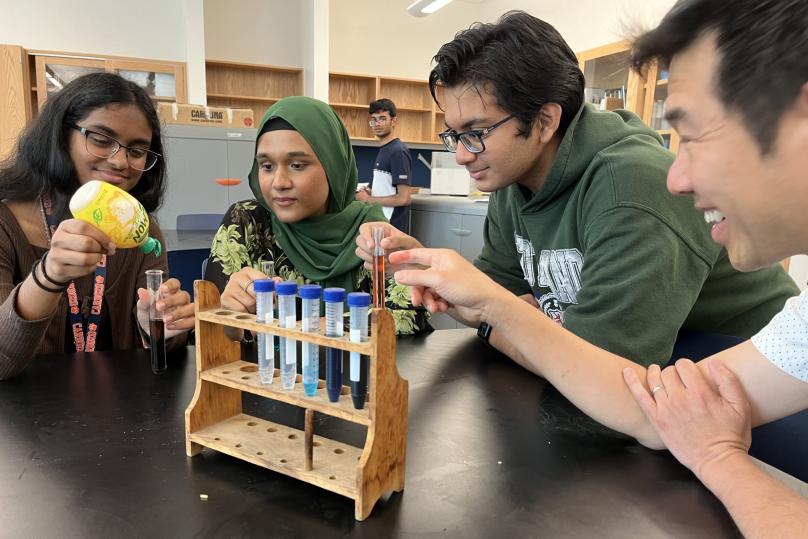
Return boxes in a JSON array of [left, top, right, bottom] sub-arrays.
[[478, 322, 492, 341]]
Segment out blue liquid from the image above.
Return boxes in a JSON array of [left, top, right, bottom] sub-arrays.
[[304, 382, 318, 397], [326, 347, 343, 402]]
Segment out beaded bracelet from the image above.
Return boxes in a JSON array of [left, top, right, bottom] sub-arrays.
[[39, 251, 71, 287], [30, 258, 67, 294]]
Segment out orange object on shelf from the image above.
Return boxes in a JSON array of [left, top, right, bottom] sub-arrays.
[[215, 178, 242, 186]]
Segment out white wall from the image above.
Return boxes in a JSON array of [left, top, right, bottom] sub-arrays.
[[0, 0, 207, 103], [479, 0, 677, 52], [329, 0, 484, 79], [203, 0, 304, 66], [0, 0, 190, 61]]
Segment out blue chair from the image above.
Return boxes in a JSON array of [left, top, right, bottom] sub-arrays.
[[669, 330, 808, 481], [176, 213, 223, 231]]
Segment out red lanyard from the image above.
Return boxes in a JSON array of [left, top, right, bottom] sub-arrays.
[[41, 194, 107, 353]]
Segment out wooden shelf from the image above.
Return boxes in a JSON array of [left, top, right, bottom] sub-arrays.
[[205, 60, 302, 120], [201, 360, 371, 425], [189, 413, 363, 499], [207, 93, 280, 103], [197, 309, 373, 355], [330, 102, 371, 110]]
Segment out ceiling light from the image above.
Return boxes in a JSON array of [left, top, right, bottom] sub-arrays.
[[407, 0, 455, 17]]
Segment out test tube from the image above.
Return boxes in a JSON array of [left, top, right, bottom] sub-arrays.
[[348, 292, 371, 409], [324, 287, 345, 403], [372, 227, 386, 308], [299, 284, 322, 397], [276, 281, 298, 390], [261, 259, 275, 279], [254, 279, 275, 384], [145, 269, 167, 375]]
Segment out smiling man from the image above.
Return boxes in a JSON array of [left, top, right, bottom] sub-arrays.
[[358, 10, 797, 368]]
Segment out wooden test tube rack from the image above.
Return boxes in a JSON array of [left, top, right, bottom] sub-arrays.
[[184, 280, 408, 521]]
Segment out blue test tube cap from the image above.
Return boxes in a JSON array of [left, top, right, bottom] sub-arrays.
[[276, 281, 298, 296], [299, 284, 322, 299], [323, 287, 346, 303], [347, 292, 371, 307], [253, 279, 274, 293]]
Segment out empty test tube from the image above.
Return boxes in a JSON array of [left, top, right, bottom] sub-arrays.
[[299, 284, 322, 397], [324, 287, 345, 403], [276, 281, 298, 390], [348, 292, 370, 410], [254, 279, 275, 384]]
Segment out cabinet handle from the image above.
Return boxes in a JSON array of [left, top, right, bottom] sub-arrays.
[[215, 178, 241, 186], [450, 228, 472, 237]]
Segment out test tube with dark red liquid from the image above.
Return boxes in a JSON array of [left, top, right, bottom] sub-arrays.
[[372, 227, 386, 308], [146, 269, 167, 374]]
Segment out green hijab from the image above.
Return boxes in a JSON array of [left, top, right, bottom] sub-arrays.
[[248, 96, 386, 292]]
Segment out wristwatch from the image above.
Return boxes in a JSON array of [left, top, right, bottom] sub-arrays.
[[477, 322, 493, 346]]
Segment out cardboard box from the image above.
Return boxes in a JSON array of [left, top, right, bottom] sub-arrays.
[[157, 102, 255, 128], [430, 167, 475, 196]]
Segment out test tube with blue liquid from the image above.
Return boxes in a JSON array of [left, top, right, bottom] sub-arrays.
[[276, 281, 298, 390], [324, 287, 345, 402], [348, 292, 370, 409], [299, 284, 322, 397], [254, 279, 274, 384]]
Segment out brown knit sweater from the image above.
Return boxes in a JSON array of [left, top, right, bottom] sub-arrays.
[[0, 202, 185, 380]]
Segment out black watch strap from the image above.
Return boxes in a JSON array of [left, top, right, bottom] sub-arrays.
[[477, 322, 493, 346]]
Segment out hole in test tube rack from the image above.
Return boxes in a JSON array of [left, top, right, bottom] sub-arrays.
[[240, 365, 258, 373], [235, 314, 252, 320], [329, 475, 336, 480], [267, 427, 277, 433], [246, 422, 257, 427], [333, 448, 344, 455], [280, 459, 287, 464], [235, 444, 242, 448], [288, 434, 298, 440], [214, 311, 231, 316], [257, 451, 263, 456]]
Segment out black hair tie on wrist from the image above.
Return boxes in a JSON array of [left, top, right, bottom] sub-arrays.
[[40, 251, 71, 287], [30, 258, 67, 294]]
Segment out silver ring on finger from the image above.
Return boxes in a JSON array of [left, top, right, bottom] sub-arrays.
[[651, 384, 665, 397], [242, 279, 254, 293]]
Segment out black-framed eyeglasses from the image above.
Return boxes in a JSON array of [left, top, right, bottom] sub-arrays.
[[70, 125, 161, 172], [369, 116, 391, 126], [438, 115, 515, 154]]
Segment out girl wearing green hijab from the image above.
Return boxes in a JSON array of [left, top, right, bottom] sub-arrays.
[[205, 96, 430, 335]]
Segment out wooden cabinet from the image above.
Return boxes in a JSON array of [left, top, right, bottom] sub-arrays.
[[205, 60, 303, 122], [577, 41, 679, 152], [641, 61, 680, 153], [328, 72, 443, 145], [0, 43, 188, 156], [0, 45, 32, 160], [32, 52, 186, 111]]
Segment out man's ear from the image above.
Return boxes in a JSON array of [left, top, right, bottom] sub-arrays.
[[535, 103, 562, 143]]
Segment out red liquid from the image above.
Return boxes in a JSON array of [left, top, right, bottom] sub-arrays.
[[149, 318, 167, 374], [373, 254, 385, 308]]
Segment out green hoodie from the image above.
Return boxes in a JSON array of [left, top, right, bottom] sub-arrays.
[[475, 104, 798, 366]]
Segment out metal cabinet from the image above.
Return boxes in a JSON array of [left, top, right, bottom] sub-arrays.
[[410, 196, 488, 328], [157, 125, 257, 228]]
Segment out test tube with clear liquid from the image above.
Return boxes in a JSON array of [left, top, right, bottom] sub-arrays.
[[254, 279, 275, 384], [145, 269, 167, 374], [276, 281, 298, 390], [261, 259, 275, 279]]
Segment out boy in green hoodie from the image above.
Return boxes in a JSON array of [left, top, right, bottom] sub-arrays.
[[356, 10, 797, 367]]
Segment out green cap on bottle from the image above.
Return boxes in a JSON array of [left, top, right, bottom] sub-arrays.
[[139, 237, 162, 257]]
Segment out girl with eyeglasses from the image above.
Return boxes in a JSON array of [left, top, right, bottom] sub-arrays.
[[0, 72, 194, 379]]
